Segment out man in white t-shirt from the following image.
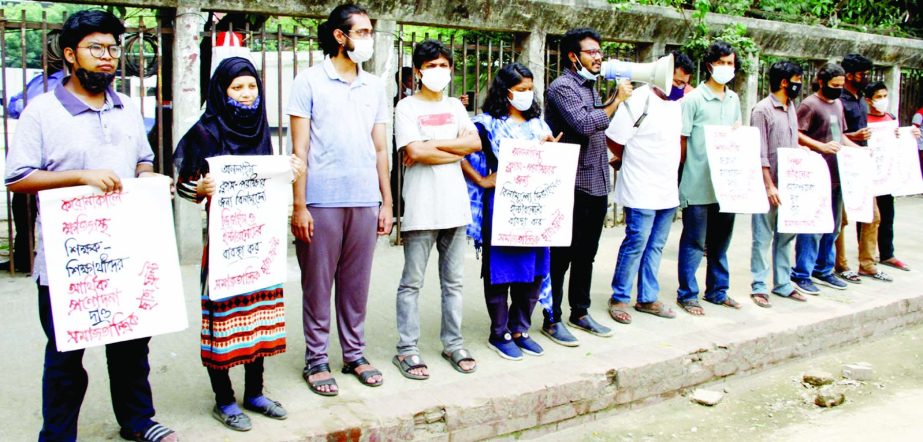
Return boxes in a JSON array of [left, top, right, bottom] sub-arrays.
[[392, 40, 481, 379], [604, 79, 682, 325]]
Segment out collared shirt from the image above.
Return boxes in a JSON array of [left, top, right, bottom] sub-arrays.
[[544, 69, 611, 197], [4, 77, 154, 285], [840, 88, 868, 146], [286, 56, 388, 207], [679, 82, 742, 207], [750, 94, 799, 184]]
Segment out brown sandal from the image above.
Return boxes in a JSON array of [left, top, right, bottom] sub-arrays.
[[750, 293, 772, 308], [634, 301, 676, 318]]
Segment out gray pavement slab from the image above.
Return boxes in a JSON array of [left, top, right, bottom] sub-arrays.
[[2, 197, 923, 441]]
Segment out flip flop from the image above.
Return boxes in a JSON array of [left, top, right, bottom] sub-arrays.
[[706, 296, 742, 309], [858, 271, 893, 282], [677, 299, 705, 316], [837, 271, 862, 284], [750, 293, 772, 308], [608, 299, 633, 324], [633, 302, 676, 318], [392, 354, 429, 380], [442, 348, 477, 374], [779, 291, 808, 302], [880, 258, 910, 271]]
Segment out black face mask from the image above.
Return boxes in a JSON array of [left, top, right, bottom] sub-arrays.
[[75, 68, 116, 94], [821, 84, 842, 101], [853, 76, 869, 91], [785, 82, 802, 99]]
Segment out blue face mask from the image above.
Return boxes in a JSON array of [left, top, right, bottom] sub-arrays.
[[226, 95, 261, 120], [668, 86, 685, 101]]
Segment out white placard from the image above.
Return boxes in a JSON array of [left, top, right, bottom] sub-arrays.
[[39, 176, 187, 351], [867, 120, 901, 196], [704, 125, 769, 214], [777, 148, 834, 234], [491, 138, 580, 247], [837, 147, 874, 223], [891, 127, 923, 197], [206, 155, 292, 300]]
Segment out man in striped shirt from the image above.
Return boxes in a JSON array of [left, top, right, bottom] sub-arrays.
[[749, 61, 809, 308]]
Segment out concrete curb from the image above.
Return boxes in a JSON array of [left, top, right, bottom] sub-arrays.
[[289, 293, 923, 441]]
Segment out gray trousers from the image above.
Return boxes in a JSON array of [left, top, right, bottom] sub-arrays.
[[396, 226, 466, 355], [296, 206, 378, 368]]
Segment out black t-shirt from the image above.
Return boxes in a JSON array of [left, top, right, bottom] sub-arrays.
[[840, 88, 868, 146]]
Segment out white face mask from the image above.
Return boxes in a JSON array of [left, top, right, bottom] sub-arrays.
[[420, 67, 451, 93], [575, 59, 598, 82], [508, 90, 534, 112], [346, 37, 374, 63], [710, 64, 735, 85], [872, 97, 889, 113]]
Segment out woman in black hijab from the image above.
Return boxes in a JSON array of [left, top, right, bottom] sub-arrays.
[[175, 57, 304, 432]]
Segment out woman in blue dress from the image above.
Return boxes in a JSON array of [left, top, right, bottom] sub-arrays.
[[462, 63, 560, 360]]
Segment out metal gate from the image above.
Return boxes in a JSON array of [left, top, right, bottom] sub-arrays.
[[1, 6, 170, 276]]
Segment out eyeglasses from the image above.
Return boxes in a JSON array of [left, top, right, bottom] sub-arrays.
[[348, 29, 374, 38], [78, 43, 122, 59], [579, 49, 603, 57]]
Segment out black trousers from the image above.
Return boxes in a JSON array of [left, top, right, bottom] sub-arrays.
[[876, 194, 896, 261], [206, 358, 264, 406], [38, 285, 155, 441], [545, 190, 608, 325], [11, 192, 36, 271]]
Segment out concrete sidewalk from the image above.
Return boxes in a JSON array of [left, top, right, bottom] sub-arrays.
[[2, 198, 922, 441]]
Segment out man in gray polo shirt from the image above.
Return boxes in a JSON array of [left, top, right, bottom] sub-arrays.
[[4, 10, 177, 442], [288, 4, 391, 395]]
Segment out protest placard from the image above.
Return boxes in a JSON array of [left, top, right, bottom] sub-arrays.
[[777, 148, 834, 234], [206, 155, 292, 300], [491, 138, 580, 247], [39, 176, 187, 351], [867, 120, 901, 196], [890, 126, 923, 197], [704, 125, 769, 214], [837, 147, 874, 223]]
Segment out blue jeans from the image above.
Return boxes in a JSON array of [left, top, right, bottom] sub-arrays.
[[611, 207, 677, 304], [792, 187, 843, 282], [751, 208, 796, 296], [677, 203, 735, 304]]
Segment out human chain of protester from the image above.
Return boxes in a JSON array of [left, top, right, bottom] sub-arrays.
[[5, 4, 923, 442]]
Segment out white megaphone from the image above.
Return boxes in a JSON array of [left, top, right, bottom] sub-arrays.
[[600, 54, 674, 93]]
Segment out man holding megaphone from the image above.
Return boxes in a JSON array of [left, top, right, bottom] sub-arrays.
[[542, 28, 632, 347]]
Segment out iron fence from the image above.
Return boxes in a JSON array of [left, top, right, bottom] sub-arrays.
[[0, 7, 169, 276]]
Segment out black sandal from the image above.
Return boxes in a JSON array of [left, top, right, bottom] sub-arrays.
[[342, 356, 383, 387], [442, 348, 477, 374], [392, 354, 429, 380], [303, 363, 339, 397]]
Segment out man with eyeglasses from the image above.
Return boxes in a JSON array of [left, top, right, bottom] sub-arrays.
[[543, 27, 631, 346], [4, 10, 178, 442]]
